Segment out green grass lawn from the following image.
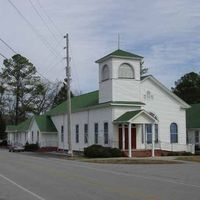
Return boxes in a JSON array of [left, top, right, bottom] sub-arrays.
[[81, 158, 181, 164], [176, 156, 200, 163]]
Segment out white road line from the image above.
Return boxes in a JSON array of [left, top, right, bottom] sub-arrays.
[[0, 174, 46, 200]]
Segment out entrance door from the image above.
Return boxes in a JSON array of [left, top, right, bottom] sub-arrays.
[[118, 126, 136, 149], [131, 128, 136, 149]]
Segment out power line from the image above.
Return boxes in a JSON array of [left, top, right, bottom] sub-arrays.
[[0, 50, 53, 84], [36, 0, 63, 37], [7, 0, 62, 60], [0, 52, 7, 60], [36, 70, 53, 84], [0, 36, 55, 83], [0, 38, 18, 54], [47, 58, 64, 74], [69, 43, 82, 94], [38, 37, 63, 69], [28, 0, 60, 45]]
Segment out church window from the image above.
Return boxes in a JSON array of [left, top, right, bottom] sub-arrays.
[[76, 124, 79, 143], [146, 124, 152, 144], [84, 124, 88, 144], [61, 125, 64, 142], [170, 123, 178, 143], [104, 122, 109, 144], [102, 65, 109, 81], [118, 63, 134, 79]]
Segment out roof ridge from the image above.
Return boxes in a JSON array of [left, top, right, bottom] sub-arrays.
[[96, 49, 143, 63], [71, 90, 98, 99]]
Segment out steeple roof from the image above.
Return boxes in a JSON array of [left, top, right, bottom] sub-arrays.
[[95, 49, 143, 63]]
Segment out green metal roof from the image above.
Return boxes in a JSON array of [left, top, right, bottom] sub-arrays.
[[95, 49, 143, 63], [35, 115, 58, 133], [47, 90, 99, 115], [6, 115, 57, 133], [6, 90, 145, 132], [114, 110, 142, 123], [186, 103, 200, 129], [111, 101, 145, 105], [6, 125, 17, 132], [47, 90, 145, 116], [16, 118, 32, 132], [6, 118, 31, 133]]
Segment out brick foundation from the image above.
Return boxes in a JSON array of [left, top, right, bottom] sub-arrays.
[[124, 150, 170, 157], [38, 147, 58, 152]]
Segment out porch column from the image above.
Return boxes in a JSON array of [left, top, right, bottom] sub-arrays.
[[142, 124, 146, 146], [152, 123, 155, 157], [122, 124, 125, 151], [128, 122, 132, 158]]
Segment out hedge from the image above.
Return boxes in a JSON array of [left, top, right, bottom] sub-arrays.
[[24, 142, 39, 151], [84, 145, 124, 158]]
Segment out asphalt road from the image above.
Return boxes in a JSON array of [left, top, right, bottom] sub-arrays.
[[0, 149, 200, 200]]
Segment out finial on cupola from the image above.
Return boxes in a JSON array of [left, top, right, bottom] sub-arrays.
[[118, 33, 120, 50]]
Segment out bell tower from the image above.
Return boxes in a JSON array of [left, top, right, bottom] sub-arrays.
[[96, 49, 143, 104]]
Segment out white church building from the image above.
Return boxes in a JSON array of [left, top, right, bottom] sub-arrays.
[[7, 49, 194, 157]]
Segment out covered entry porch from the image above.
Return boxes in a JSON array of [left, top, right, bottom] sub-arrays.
[[114, 110, 158, 157]]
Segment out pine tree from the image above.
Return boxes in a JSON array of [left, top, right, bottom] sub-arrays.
[[0, 54, 45, 124], [140, 60, 148, 76], [52, 82, 74, 108], [172, 72, 200, 104]]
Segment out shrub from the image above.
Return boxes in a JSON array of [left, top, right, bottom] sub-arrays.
[[24, 142, 39, 151], [84, 145, 124, 158], [195, 145, 200, 151], [110, 148, 124, 157], [181, 151, 193, 156]]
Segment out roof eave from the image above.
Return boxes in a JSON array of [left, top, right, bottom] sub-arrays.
[[110, 105, 144, 108], [49, 102, 145, 116], [40, 131, 58, 134], [6, 130, 17, 133], [181, 105, 191, 109], [142, 75, 190, 109], [113, 120, 130, 124], [95, 55, 143, 63], [132, 110, 159, 123]]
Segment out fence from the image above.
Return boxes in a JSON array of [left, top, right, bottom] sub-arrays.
[[145, 141, 195, 153]]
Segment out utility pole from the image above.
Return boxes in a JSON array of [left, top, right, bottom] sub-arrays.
[[64, 33, 73, 156]]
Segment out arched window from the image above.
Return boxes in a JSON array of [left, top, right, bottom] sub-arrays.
[[119, 63, 134, 79], [170, 123, 178, 143], [102, 65, 109, 81]]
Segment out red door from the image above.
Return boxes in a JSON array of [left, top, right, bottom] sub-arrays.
[[131, 128, 136, 149], [118, 127, 136, 149]]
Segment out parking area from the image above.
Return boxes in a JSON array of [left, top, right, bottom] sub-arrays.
[[0, 149, 200, 200]]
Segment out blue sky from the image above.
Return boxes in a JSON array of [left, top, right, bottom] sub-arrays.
[[0, 0, 200, 93]]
